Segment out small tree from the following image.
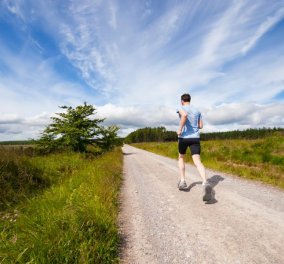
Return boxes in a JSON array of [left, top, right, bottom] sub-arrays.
[[36, 102, 120, 153], [97, 125, 122, 152], [36, 132, 58, 153]]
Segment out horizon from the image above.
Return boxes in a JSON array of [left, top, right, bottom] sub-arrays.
[[0, 126, 282, 143], [0, 0, 284, 140]]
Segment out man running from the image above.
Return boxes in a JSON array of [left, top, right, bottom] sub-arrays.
[[176, 93, 211, 201]]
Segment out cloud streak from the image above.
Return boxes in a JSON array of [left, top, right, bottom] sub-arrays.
[[0, 0, 283, 139], [241, 6, 284, 54]]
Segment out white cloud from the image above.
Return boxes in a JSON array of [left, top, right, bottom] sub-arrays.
[[0, 101, 283, 140], [0, 112, 51, 140], [142, 3, 185, 49], [3, 0, 25, 22], [0, 114, 23, 124], [57, 0, 118, 95], [96, 103, 177, 128], [108, 0, 117, 30], [97, 101, 284, 136], [200, 0, 244, 65], [24, 112, 51, 126], [1, 0, 284, 140], [242, 7, 284, 54], [205, 103, 284, 127], [0, 30, 92, 117]]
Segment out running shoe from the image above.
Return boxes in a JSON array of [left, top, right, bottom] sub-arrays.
[[202, 182, 212, 201], [178, 180, 187, 190]]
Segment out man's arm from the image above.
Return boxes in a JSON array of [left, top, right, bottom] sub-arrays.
[[177, 109, 187, 136], [198, 118, 203, 129]]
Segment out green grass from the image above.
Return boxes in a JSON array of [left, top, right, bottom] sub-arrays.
[[0, 148, 122, 263], [132, 135, 284, 189]]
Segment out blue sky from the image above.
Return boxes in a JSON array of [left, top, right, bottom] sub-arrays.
[[0, 0, 284, 140]]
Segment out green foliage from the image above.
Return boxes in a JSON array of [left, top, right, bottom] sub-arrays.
[[96, 126, 123, 152], [0, 148, 122, 263], [36, 102, 120, 153], [36, 132, 59, 153], [124, 126, 177, 143], [0, 148, 49, 211]]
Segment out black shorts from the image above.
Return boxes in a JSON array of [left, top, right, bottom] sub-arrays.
[[178, 138, 201, 155]]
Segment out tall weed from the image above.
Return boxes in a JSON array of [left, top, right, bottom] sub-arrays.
[[0, 148, 122, 263]]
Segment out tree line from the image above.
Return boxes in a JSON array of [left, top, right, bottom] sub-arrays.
[[124, 127, 283, 143], [124, 127, 177, 143], [201, 127, 283, 140]]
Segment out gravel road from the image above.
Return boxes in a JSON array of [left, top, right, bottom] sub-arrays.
[[119, 145, 284, 264]]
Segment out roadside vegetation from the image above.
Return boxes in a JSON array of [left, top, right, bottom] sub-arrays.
[[0, 147, 122, 263], [0, 103, 123, 263], [132, 131, 284, 189]]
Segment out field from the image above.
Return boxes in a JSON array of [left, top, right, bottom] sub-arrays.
[[132, 134, 284, 189], [1, 133, 283, 262], [0, 147, 122, 263]]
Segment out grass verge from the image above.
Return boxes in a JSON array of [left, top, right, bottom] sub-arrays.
[[0, 148, 122, 263], [132, 136, 284, 189]]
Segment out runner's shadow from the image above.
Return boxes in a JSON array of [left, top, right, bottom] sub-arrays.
[[180, 175, 224, 204], [205, 175, 224, 204], [207, 175, 224, 187], [123, 152, 135, 155], [179, 181, 202, 192]]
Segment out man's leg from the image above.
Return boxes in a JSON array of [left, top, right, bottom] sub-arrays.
[[177, 139, 188, 190], [177, 154, 187, 190], [192, 154, 207, 184], [192, 154, 212, 201], [178, 154, 186, 182]]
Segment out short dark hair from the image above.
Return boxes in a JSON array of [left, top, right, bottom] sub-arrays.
[[181, 93, 191, 102]]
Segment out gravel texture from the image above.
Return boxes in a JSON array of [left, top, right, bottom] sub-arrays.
[[119, 145, 284, 264]]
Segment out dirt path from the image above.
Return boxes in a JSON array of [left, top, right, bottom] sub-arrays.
[[119, 145, 284, 264]]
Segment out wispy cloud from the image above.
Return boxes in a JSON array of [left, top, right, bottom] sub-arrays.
[[241, 6, 284, 54], [3, 0, 25, 22], [108, 0, 117, 30], [58, 0, 118, 95], [0, 0, 283, 139]]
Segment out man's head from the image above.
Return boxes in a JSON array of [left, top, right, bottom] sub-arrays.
[[181, 93, 191, 105]]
